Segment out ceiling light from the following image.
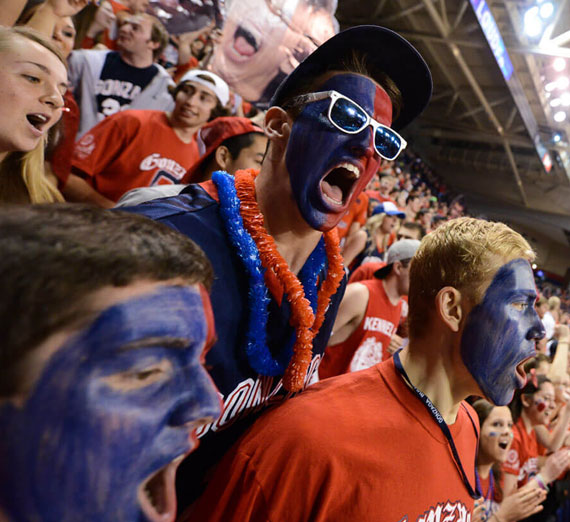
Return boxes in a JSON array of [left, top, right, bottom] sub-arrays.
[[524, 7, 543, 37], [539, 2, 554, 18], [557, 76, 570, 89], [545, 81, 558, 91], [554, 110, 567, 122], [553, 58, 566, 72], [553, 133, 561, 143], [561, 92, 570, 106], [550, 98, 562, 107], [532, 263, 538, 270]]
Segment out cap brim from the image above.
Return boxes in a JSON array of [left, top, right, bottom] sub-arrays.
[[270, 25, 432, 130], [374, 263, 393, 279], [386, 211, 406, 219]]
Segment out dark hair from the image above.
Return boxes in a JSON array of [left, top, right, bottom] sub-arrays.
[[170, 76, 231, 121], [280, 50, 403, 123], [401, 222, 426, 239], [472, 399, 505, 503], [0, 204, 213, 396], [509, 374, 551, 423], [201, 132, 261, 176]]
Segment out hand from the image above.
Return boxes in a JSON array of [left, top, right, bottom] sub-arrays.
[[48, 0, 93, 17], [541, 448, 570, 483], [387, 334, 404, 355], [497, 483, 546, 521], [471, 498, 486, 522], [87, 1, 115, 35]]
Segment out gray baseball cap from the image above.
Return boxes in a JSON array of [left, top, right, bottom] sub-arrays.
[[374, 239, 421, 279]]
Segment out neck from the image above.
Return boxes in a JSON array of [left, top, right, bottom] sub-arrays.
[[476, 456, 494, 479], [119, 50, 153, 69], [168, 114, 198, 143], [254, 166, 322, 275], [520, 410, 534, 433], [0, 152, 7, 165], [398, 337, 474, 424], [382, 277, 402, 305]]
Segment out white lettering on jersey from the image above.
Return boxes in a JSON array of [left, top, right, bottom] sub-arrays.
[[95, 79, 142, 100], [350, 337, 383, 372], [195, 354, 322, 438], [75, 133, 96, 159], [415, 500, 471, 522], [363, 316, 395, 336], [139, 153, 187, 181]]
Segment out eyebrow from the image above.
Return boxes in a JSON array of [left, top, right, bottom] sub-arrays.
[[118, 336, 193, 351]]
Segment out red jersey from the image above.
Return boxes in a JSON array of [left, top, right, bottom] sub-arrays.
[[72, 110, 200, 202], [318, 279, 407, 379], [185, 359, 479, 521], [335, 192, 368, 242], [49, 91, 80, 188], [502, 417, 540, 488], [348, 261, 384, 283]]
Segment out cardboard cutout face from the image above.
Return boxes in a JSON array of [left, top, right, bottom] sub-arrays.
[[0, 284, 221, 522], [210, 0, 337, 104], [460, 258, 545, 406], [285, 73, 391, 231]]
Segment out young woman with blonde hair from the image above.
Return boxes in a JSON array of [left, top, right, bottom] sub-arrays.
[[0, 26, 68, 203]]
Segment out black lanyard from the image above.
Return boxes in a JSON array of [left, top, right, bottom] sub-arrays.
[[393, 351, 481, 499]]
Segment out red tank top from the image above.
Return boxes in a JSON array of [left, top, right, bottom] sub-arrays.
[[319, 278, 405, 379]]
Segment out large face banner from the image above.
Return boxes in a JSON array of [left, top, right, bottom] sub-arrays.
[[211, 0, 338, 106], [149, 0, 223, 34]]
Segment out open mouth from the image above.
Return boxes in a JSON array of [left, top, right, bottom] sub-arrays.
[[515, 355, 534, 388], [26, 113, 49, 135], [320, 162, 361, 208], [231, 25, 259, 58], [498, 440, 509, 450], [137, 457, 182, 522]]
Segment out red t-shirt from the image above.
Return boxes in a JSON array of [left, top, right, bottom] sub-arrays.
[[349, 261, 384, 283], [185, 359, 479, 521], [72, 110, 200, 202], [49, 91, 80, 188], [335, 192, 368, 242], [319, 278, 407, 379], [502, 417, 540, 488]]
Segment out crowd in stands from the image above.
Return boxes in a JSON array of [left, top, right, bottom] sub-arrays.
[[1, 2, 570, 521]]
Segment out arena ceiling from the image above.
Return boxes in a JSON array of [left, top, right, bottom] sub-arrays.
[[336, 0, 570, 269]]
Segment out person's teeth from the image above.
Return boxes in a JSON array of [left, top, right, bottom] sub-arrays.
[[339, 163, 360, 179]]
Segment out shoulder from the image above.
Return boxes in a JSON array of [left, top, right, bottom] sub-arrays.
[[118, 184, 217, 223]]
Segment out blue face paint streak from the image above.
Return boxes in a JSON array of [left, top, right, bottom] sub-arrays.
[[285, 73, 387, 231], [0, 285, 221, 522], [461, 258, 545, 406]]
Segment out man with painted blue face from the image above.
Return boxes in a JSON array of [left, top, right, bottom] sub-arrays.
[[186, 217, 546, 521], [119, 25, 432, 509], [0, 205, 221, 522]]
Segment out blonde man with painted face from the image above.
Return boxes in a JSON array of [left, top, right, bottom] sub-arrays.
[[186, 217, 547, 521]]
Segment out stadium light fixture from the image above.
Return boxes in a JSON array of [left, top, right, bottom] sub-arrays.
[[553, 110, 567, 122]]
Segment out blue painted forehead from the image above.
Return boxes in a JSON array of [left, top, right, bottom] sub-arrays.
[[66, 285, 207, 358], [482, 258, 536, 299], [315, 73, 379, 114]]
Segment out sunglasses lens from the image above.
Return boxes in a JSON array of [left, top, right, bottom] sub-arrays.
[[330, 97, 367, 132], [374, 126, 402, 160]]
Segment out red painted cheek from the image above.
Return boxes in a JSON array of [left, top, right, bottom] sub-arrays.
[[374, 85, 393, 127]]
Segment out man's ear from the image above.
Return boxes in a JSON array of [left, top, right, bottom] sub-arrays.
[[263, 107, 291, 157], [214, 146, 231, 170], [435, 286, 463, 332], [520, 393, 532, 409]]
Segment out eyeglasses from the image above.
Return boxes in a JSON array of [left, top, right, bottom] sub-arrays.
[[285, 90, 407, 161]]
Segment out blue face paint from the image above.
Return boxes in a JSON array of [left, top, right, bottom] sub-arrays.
[[0, 285, 221, 522], [285, 73, 390, 231], [461, 258, 545, 406]]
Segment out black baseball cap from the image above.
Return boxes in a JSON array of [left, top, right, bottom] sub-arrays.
[[270, 25, 432, 131]]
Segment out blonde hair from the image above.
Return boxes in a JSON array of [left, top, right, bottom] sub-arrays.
[[364, 213, 392, 253], [0, 27, 65, 204], [548, 296, 561, 311], [408, 217, 535, 338]]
